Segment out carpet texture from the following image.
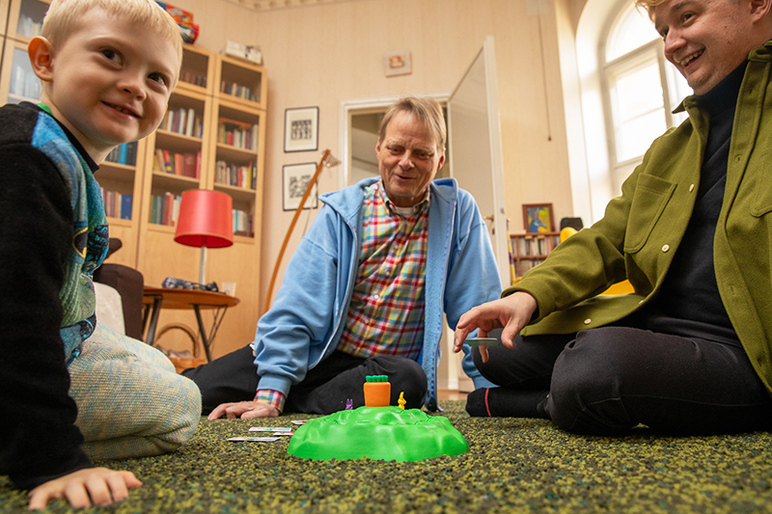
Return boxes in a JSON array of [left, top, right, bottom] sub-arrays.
[[2, 401, 771, 513]]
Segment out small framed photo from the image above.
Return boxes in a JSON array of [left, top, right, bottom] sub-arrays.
[[283, 163, 318, 211], [383, 50, 412, 77], [284, 107, 319, 153], [523, 203, 554, 233]]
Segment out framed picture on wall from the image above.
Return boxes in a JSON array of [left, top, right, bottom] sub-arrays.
[[283, 163, 318, 211], [284, 106, 319, 153], [523, 203, 554, 233]]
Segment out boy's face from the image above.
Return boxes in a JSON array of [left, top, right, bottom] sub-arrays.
[[31, 7, 180, 161]]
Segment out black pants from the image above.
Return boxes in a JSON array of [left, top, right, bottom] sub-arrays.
[[472, 327, 772, 435], [182, 345, 427, 415]]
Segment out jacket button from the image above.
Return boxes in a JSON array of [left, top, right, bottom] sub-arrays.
[[689, 184, 695, 192], [584, 318, 591, 324], [662, 244, 670, 253]]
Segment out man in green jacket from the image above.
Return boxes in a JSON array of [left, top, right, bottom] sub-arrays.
[[454, 0, 772, 434]]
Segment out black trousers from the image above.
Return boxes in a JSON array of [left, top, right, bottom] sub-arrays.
[[182, 345, 427, 415], [473, 327, 772, 435]]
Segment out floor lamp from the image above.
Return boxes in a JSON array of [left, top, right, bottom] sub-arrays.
[[263, 149, 340, 313]]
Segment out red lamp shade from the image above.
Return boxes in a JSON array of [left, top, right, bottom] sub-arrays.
[[174, 190, 234, 249]]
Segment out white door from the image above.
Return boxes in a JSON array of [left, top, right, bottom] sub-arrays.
[[447, 36, 510, 286]]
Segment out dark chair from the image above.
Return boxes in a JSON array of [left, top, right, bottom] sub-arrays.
[[93, 238, 145, 340], [559, 217, 584, 231]]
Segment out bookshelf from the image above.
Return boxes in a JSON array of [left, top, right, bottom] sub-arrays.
[[135, 45, 266, 321], [509, 232, 561, 278]]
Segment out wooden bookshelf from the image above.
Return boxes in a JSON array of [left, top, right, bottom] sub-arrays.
[[509, 232, 561, 279]]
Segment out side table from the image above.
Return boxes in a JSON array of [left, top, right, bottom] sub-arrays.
[[142, 286, 240, 362]]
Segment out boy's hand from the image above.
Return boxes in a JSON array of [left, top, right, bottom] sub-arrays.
[[28, 467, 141, 510], [453, 292, 538, 362], [208, 401, 279, 420]]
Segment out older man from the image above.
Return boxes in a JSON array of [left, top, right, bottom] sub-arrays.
[[453, 0, 772, 435], [184, 96, 502, 419]]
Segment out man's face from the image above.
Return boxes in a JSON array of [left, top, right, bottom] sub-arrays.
[[654, 0, 764, 95], [35, 7, 180, 161], [375, 111, 445, 208]]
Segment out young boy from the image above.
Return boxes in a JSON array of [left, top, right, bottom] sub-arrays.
[[0, 0, 201, 509]]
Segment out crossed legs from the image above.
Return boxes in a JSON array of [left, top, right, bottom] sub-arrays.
[[469, 327, 772, 435]]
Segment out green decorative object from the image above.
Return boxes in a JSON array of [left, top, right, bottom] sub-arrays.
[[287, 406, 469, 462]]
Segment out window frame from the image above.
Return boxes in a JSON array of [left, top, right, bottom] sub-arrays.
[[599, 4, 686, 193]]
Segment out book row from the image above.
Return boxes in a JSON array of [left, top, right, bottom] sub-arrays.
[[217, 118, 259, 150], [179, 69, 207, 88], [104, 142, 138, 166], [17, 14, 42, 38], [101, 188, 133, 220], [233, 209, 253, 237], [163, 107, 204, 138], [10, 63, 41, 101], [150, 192, 181, 227], [512, 233, 560, 257], [155, 149, 201, 179], [220, 81, 257, 102], [214, 160, 256, 190]]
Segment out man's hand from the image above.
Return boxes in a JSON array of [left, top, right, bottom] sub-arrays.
[[27, 467, 141, 510], [207, 401, 280, 420], [453, 291, 537, 362]]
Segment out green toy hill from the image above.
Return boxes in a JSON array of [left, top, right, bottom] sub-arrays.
[[287, 406, 469, 462]]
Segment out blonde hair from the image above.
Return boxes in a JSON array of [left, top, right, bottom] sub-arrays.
[[634, 0, 738, 18], [41, 0, 182, 61], [379, 96, 447, 151], [634, 0, 667, 15]]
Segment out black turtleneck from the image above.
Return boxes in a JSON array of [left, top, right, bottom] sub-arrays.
[[649, 61, 747, 346]]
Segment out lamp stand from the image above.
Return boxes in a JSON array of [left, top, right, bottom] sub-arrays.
[[199, 245, 207, 285], [263, 149, 337, 314]]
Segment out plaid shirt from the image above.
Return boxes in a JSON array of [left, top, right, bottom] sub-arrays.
[[337, 180, 429, 358], [256, 180, 429, 412]]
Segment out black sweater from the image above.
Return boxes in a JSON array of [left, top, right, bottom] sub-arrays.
[[0, 103, 94, 490]]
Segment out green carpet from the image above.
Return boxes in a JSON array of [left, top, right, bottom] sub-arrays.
[[2, 401, 771, 513]]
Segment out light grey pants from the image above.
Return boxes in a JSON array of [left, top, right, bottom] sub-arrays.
[[68, 324, 202, 459]]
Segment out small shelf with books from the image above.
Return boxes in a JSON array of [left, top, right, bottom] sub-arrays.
[[216, 54, 266, 108], [148, 190, 182, 228], [150, 125, 204, 181], [161, 93, 206, 139], [145, 131, 202, 227], [209, 99, 262, 239], [176, 44, 212, 95], [510, 232, 561, 278], [99, 142, 140, 221]]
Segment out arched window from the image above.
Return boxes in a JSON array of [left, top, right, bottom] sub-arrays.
[[602, 2, 690, 192], [569, 0, 691, 224]]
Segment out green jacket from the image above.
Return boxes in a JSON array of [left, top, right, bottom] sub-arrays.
[[508, 41, 772, 394]]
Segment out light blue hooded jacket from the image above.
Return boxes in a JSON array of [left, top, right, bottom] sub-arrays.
[[253, 177, 502, 410]]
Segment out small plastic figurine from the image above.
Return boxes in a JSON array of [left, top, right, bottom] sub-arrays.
[[363, 375, 391, 407], [345, 399, 354, 410], [398, 392, 406, 410]]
